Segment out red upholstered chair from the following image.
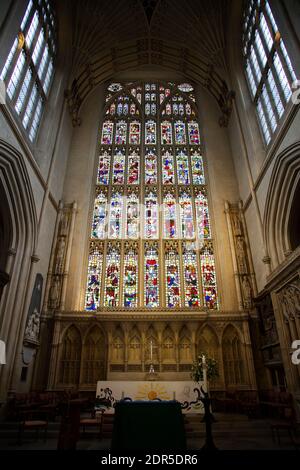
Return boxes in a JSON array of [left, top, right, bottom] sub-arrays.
[[18, 410, 48, 444]]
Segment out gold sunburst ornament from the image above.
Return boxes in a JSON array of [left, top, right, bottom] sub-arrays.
[[17, 32, 25, 50]]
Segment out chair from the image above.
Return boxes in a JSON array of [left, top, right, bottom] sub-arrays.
[[80, 409, 104, 437], [270, 406, 297, 447], [18, 410, 48, 444]]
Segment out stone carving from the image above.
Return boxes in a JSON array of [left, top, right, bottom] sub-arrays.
[[236, 237, 247, 274], [24, 308, 40, 343], [232, 213, 242, 236], [241, 276, 252, 309], [48, 276, 60, 309], [55, 237, 66, 274], [280, 284, 300, 321]]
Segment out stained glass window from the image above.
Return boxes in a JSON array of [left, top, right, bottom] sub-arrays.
[[115, 120, 127, 145], [129, 121, 141, 145], [174, 121, 186, 145], [183, 244, 200, 307], [145, 191, 158, 239], [85, 246, 103, 311], [97, 150, 111, 185], [178, 83, 194, 92], [179, 192, 194, 239], [112, 149, 125, 184], [200, 245, 218, 309], [165, 250, 181, 308], [161, 121, 173, 145], [195, 191, 211, 239], [123, 249, 138, 307], [104, 247, 120, 307], [162, 150, 175, 185], [145, 120, 156, 144], [176, 150, 190, 185], [101, 121, 114, 145], [127, 150, 139, 185], [191, 151, 205, 185], [145, 149, 157, 184], [126, 192, 139, 239], [164, 192, 177, 238], [91, 191, 107, 239], [145, 246, 159, 308], [109, 191, 123, 239], [188, 121, 200, 145]]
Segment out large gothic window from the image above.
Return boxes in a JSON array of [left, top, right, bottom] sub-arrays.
[[85, 81, 219, 311], [243, 1, 296, 145], [0, 0, 56, 142]]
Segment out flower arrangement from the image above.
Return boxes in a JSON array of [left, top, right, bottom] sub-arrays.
[[190, 352, 219, 383]]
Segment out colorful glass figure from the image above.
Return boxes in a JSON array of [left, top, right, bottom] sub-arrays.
[[145, 246, 159, 308], [97, 151, 111, 185], [145, 120, 156, 144], [179, 192, 194, 239], [195, 191, 211, 239], [104, 248, 120, 307], [112, 150, 125, 184], [129, 121, 140, 145], [200, 245, 218, 309], [161, 121, 173, 145], [126, 192, 139, 238], [165, 250, 181, 308], [115, 120, 127, 145], [145, 150, 157, 184], [183, 245, 200, 307], [91, 191, 107, 239], [109, 191, 123, 238], [174, 121, 186, 145], [176, 150, 190, 185], [101, 121, 114, 145], [109, 103, 116, 115], [188, 121, 200, 145], [127, 151, 139, 185], [191, 152, 205, 185], [164, 192, 177, 238], [162, 150, 175, 185], [85, 247, 102, 310], [123, 249, 138, 307], [145, 192, 158, 239], [130, 103, 136, 115]]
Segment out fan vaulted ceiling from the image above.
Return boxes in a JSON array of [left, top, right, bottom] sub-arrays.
[[64, 0, 234, 126]]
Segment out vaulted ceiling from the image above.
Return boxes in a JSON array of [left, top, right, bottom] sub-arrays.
[[63, 0, 235, 126]]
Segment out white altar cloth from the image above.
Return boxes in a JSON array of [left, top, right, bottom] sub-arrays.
[[96, 381, 204, 413]]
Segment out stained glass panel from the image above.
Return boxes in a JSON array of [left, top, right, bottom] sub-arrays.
[[97, 150, 111, 185], [145, 246, 159, 308], [165, 250, 181, 308], [109, 191, 123, 238], [191, 152, 205, 185], [91, 191, 107, 239], [104, 248, 120, 307], [174, 121, 186, 145], [188, 121, 200, 145], [200, 245, 218, 309], [129, 121, 141, 145], [161, 121, 173, 145], [123, 249, 138, 307], [101, 121, 114, 145], [164, 192, 177, 238], [145, 150, 157, 184], [176, 150, 190, 185], [162, 150, 175, 185], [85, 247, 102, 310], [183, 245, 200, 307], [126, 193, 139, 238], [195, 191, 211, 239], [112, 150, 125, 184], [179, 192, 194, 239], [145, 192, 158, 239], [145, 120, 156, 144], [115, 120, 127, 145], [127, 150, 139, 185]]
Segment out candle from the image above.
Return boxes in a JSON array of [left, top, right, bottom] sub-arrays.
[[202, 354, 206, 365]]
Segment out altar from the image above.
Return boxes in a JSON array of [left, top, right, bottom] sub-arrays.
[[96, 381, 204, 413]]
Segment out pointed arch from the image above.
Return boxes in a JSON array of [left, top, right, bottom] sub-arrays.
[[179, 325, 192, 364], [222, 324, 246, 387], [128, 325, 142, 363], [59, 325, 82, 386], [82, 325, 106, 384], [162, 325, 176, 363], [197, 324, 219, 360]]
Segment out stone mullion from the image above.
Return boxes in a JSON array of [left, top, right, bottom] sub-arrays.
[[178, 240, 185, 308], [139, 116, 145, 309], [157, 112, 164, 309]]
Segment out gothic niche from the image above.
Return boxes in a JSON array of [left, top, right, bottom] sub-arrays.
[[23, 274, 43, 348], [222, 325, 246, 387], [59, 325, 82, 386], [178, 326, 192, 365], [128, 326, 142, 364]]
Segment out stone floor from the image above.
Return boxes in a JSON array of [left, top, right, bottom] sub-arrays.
[[0, 413, 298, 451]]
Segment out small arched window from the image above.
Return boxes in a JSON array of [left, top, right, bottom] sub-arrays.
[[0, 0, 56, 142], [243, 1, 296, 145]]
